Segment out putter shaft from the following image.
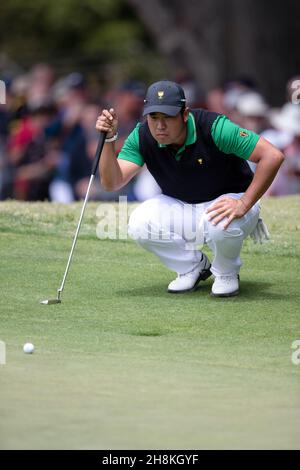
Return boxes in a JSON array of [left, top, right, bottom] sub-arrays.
[[58, 174, 94, 295], [40, 132, 106, 305]]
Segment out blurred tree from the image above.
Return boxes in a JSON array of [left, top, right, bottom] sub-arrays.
[[0, 0, 167, 82], [0, 0, 299, 103], [126, 0, 300, 105], [126, 0, 225, 91]]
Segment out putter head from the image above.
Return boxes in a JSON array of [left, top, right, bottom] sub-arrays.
[[40, 298, 61, 305], [40, 289, 62, 305]]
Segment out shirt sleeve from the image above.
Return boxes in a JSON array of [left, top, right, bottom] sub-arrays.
[[117, 123, 144, 166], [211, 115, 260, 160]]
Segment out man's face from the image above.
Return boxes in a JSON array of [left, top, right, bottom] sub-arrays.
[[147, 109, 189, 146]]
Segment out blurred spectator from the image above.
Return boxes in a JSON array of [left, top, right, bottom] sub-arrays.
[[111, 80, 145, 149], [9, 103, 59, 200], [1, 65, 300, 201], [100, 79, 146, 200], [74, 103, 104, 201], [265, 103, 300, 195], [27, 63, 55, 109], [235, 92, 269, 174], [0, 102, 11, 199], [262, 104, 294, 151], [48, 100, 87, 203], [236, 92, 269, 134], [48, 73, 99, 202], [175, 71, 205, 108], [207, 75, 259, 123], [236, 91, 268, 172], [221, 76, 258, 123], [206, 87, 227, 114], [207, 79, 266, 174], [0, 78, 12, 198]]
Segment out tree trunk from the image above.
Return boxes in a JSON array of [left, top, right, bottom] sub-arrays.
[[126, 0, 300, 105]]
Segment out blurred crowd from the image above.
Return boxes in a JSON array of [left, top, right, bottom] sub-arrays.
[[0, 63, 300, 202]]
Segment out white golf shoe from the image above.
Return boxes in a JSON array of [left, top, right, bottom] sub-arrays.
[[168, 253, 211, 293], [211, 274, 240, 297]]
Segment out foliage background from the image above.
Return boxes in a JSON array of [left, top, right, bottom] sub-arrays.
[[0, 0, 299, 102]]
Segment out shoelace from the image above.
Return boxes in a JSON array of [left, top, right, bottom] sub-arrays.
[[217, 275, 237, 283], [179, 272, 193, 279], [178, 257, 208, 279], [178, 267, 199, 279]]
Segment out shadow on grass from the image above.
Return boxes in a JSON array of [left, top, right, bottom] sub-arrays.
[[129, 330, 166, 337], [115, 280, 213, 299], [115, 280, 290, 302], [237, 280, 292, 301]]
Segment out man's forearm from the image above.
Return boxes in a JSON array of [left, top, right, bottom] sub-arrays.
[[99, 142, 124, 191], [241, 151, 284, 210]]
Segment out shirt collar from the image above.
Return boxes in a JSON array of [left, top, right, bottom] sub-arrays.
[[158, 112, 197, 155]]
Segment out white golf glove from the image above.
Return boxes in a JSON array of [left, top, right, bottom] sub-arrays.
[[250, 217, 270, 243]]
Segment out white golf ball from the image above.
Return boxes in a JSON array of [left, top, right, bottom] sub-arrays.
[[23, 342, 34, 354]]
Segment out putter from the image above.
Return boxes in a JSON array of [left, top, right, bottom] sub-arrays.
[[40, 131, 107, 305]]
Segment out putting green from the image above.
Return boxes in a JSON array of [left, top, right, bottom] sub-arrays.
[[0, 197, 299, 449]]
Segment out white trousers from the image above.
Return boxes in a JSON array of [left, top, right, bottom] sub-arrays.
[[128, 193, 260, 276]]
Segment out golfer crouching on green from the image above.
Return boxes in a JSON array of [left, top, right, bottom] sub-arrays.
[[96, 80, 284, 297]]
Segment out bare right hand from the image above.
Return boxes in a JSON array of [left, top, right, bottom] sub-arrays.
[[95, 108, 118, 139]]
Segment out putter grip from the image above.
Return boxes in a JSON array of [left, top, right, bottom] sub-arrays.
[[92, 131, 107, 175]]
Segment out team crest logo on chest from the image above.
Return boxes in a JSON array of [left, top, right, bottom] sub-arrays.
[[197, 158, 203, 165], [239, 130, 249, 137], [158, 91, 164, 99]]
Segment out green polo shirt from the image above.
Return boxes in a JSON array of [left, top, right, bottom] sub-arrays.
[[118, 113, 260, 166]]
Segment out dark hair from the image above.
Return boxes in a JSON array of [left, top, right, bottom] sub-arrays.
[[180, 105, 187, 116]]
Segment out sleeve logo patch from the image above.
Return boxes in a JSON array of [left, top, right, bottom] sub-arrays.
[[239, 130, 249, 137]]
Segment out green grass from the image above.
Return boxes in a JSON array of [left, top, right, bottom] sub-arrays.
[[0, 196, 299, 449]]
